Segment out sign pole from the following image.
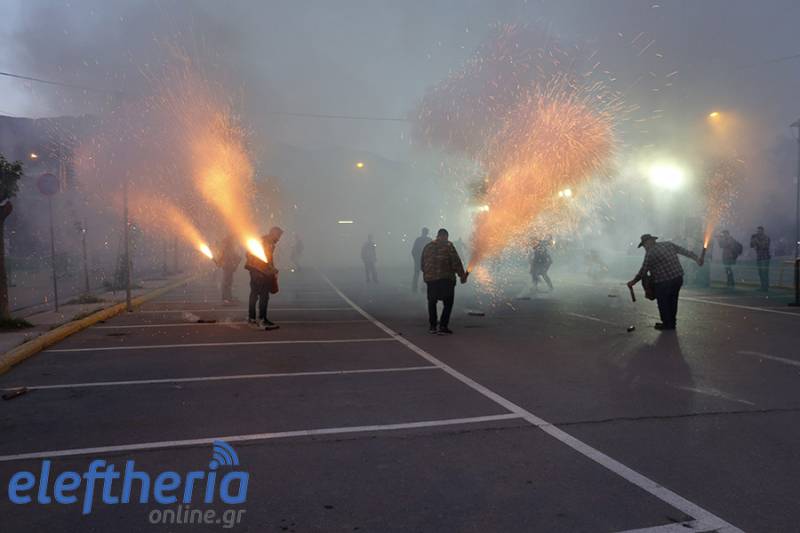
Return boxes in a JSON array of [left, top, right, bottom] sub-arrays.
[[48, 196, 59, 311], [123, 176, 132, 312]]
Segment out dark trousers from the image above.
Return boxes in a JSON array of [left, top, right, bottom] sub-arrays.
[[364, 261, 378, 283], [531, 267, 553, 290], [221, 267, 235, 301], [427, 279, 456, 328], [248, 278, 270, 320], [654, 276, 682, 328], [412, 264, 421, 292], [757, 259, 770, 290], [724, 264, 735, 287]]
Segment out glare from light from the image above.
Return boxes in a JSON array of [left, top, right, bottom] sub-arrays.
[[29, 152, 38, 159], [355, 161, 365, 169], [338, 220, 354, 224], [708, 111, 720, 119], [198, 243, 214, 259], [558, 188, 573, 198], [648, 163, 686, 190], [477, 204, 490, 212]]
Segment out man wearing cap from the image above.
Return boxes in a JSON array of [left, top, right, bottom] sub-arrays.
[[627, 234, 704, 331]]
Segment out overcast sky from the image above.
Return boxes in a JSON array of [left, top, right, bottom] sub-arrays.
[[1, 0, 799, 161]]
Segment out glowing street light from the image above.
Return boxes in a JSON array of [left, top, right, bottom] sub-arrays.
[[708, 111, 720, 119], [355, 161, 365, 169], [557, 188, 573, 198], [648, 163, 686, 191], [29, 152, 38, 160], [476, 204, 490, 212]]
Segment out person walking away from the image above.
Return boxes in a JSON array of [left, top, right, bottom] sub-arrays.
[[750, 226, 771, 291], [290, 233, 304, 272], [530, 238, 553, 292], [245, 226, 283, 330], [217, 234, 241, 303], [627, 234, 703, 331], [361, 234, 378, 283], [421, 228, 468, 334], [717, 230, 742, 288], [411, 227, 431, 292]]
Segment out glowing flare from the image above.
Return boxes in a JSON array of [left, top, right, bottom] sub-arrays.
[[246, 237, 268, 263], [199, 243, 214, 259]]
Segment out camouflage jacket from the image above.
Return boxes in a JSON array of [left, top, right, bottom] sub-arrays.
[[421, 240, 466, 283]]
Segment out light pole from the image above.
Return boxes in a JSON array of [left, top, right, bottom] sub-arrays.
[[790, 119, 800, 306]]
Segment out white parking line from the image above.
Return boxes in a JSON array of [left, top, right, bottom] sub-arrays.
[[322, 275, 743, 533], [564, 312, 618, 326], [681, 296, 800, 318], [137, 307, 355, 313], [0, 413, 522, 463], [46, 337, 395, 353], [738, 350, 800, 368], [94, 320, 368, 329], [1, 365, 439, 391], [613, 519, 718, 532]]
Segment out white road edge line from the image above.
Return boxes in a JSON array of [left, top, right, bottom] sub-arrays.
[[0, 413, 521, 463], [321, 274, 743, 533], [612, 519, 718, 533], [681, 296, 800, 318], [738, 350, 800, 368], [94, 320, 368, 329], [46, 337, 394, 353], [1, 365, 439, 391]]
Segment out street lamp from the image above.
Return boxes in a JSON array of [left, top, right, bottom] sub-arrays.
[[708, 111, 720, 119], [790, 119, 800, 306], [355, 161, 365, 170]]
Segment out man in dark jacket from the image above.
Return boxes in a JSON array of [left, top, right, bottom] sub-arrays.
[[361, 234, 378, 283], [530, 238, 553, 292], [421, 228, 468, 334], [217, 234, 241, 303], [245, 226, 283, 330], [718, 230, 741, 288], [750, 226, 771, 291], [627, 234, 703, 331], [411, 227, 431, 292]]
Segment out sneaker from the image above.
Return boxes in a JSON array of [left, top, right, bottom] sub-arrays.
[[247, 319, 259, 328], [263, 319, 280, 330], [438, 327, 453, 335], [428, 326, 438, 334]]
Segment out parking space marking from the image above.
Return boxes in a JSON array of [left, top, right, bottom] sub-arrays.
[[322, 275, 743, 533], [46, 337, 395, 353], [681, 296, 800, 318], [0, 413, 521, 463], [1, 365, 439, 391], [738, 350, 800, 368], [94, 319, 368, 329], [137, 307, 354, 313], [613, 519, 718, 532]]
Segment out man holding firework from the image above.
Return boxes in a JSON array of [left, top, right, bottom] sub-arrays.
[[627, 234, 704, 331], [245, 226, 283, 330], [421, 228, 468, 335]]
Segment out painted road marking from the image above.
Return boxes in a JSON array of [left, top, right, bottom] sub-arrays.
[[1, 365, 439, 391], [564, 312, 619, 326], [46, 337, 394, 353], [668, 384, 755, 406], [94, 319, 368, 329], [0, 414, 521, 463], [322, 275, 743, 533], [681, 296, 800, 318], [137, 307, 354, 313], [613, 519, 719, 532], [738, 350, 800, 368]]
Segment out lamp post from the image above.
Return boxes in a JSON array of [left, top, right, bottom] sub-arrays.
[[790, 119, 800, 306]]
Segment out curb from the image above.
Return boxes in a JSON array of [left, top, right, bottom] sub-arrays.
[[0, 275, 195, 375]]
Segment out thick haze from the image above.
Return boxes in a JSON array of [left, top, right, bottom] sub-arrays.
[[1, 0, 799, 274]]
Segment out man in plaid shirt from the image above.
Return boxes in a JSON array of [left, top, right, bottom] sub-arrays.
[[627, 234, 704, 330]]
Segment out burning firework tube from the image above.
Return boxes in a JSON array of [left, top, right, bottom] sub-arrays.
[[698, 247, 707, 266], [628, 285, 636, 302]]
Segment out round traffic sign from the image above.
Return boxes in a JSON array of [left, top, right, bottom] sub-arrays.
[[37, 173, 60, 196]]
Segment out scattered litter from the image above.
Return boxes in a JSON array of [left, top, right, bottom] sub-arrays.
[[467, 310, 486, 317], [627, 325, 636, 332], [196, 319, 217, 324], [2, 387, 28, 401]]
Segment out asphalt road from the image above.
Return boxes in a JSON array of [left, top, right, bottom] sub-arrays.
[[0, 265, 798, 532]]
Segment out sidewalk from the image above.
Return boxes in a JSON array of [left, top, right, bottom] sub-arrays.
[[0, 275, 188, 355]]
